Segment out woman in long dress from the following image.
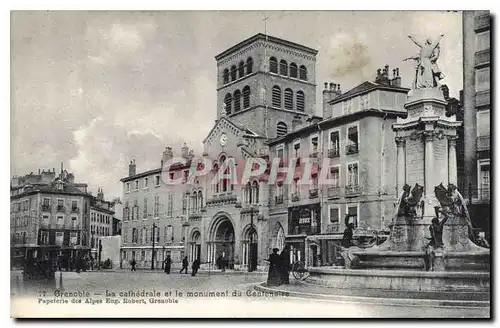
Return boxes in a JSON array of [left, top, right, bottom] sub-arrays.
[[266, 248, 282, 286]]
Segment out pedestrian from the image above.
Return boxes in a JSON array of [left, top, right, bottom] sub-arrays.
[[266, 248, 282, 286], [191, 258, 200, 276], [279, 244, 291, 284], [216, 255, 222, 270], [342, 214, 355, 248], [180, 256, 189, 274], [164, 256, 172, 274], [130, 258, 137, 271]]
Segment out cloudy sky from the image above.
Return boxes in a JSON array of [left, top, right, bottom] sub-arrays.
[[11, 10, 463, 199]]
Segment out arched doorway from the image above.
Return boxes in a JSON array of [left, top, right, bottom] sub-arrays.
[[241, 225, 258, 271], [208, 216, 235, 269], [273, 222, 285, 252], [189, 230, 201, 262]]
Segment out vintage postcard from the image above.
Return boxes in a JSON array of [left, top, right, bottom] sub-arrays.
[[10, 10, 490, 318]]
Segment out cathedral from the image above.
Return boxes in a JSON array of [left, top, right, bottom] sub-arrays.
[[120, 33, 320, 270]]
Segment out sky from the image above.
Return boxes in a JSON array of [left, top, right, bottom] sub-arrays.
[[10, 10, 463, 199]]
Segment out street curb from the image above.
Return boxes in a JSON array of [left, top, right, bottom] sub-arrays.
[[254, 283, 490, 309], [62, 269, 267, 275]]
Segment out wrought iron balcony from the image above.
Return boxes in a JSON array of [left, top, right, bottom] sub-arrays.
[[275, 195, 284, 204], [56, 205, 66, 213], [475, 13, 490, 31], [41, 204, 51, 212], [475, 49, 490, 67], [328, 148, 340, 158], [327, 186, 341, 198], [477, 136, 490, 151], [71, 207, 80, 213], [309, 188, 319, 199], [346, 144, 359, 155], [475, 90, 490, 107], [291, 193, 300, 202], [345, 184, 361, 197]]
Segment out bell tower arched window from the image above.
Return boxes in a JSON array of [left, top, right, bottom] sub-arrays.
[[290, 63, 298, 78], [233, 90, 241, 112], [238, 61, 245, 79], [223, 69, 229, 84], [224, 93, 232, 115], [279, 60, 288, 76], [299, 65, 307, 81], [230, 65, 237, 81], [277, 122, 288, 137], [272, 85, 281, 108], [296, 91, 305, 111], [269, 57, 278, 73], [284, 88, 294, 110], [246, 57, 253, 74], [243, 86, 251, 109]]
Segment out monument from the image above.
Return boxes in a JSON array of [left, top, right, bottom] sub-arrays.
[[305, 34, 490, 293]]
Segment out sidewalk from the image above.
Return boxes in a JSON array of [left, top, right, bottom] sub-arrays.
[[254, 280, 490, 308]]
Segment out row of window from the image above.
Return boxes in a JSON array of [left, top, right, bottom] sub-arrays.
[[222, 57, 254, 85], [126, 175, 161, 192], [91, 225, 110, 236], [40, 198, 80, 211], [223, 86, 251, 115], [271, 86, 305, 111], [41, 214, 79, 228], [269, 57, 308, 81], [123, 192, 204, 221], [91, 212, 111, 224], [274, 125, 359, 156], [12, 199, 32, 212], [124, 225, 184, 244]]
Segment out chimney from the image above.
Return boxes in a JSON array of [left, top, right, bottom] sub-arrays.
[[391, 67, 401, 87], [129, 160, 136, 177], [97, 187, 104, 201], [322, 81, 343, 118], [292, 115, 303, 132], [161, 146, 173, 167], [181, 143, 189, 159]]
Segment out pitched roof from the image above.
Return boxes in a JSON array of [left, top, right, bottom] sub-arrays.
[[330, 81, 409, 104]]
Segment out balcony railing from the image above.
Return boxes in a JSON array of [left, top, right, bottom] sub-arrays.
[[346, 143, 359, 155], [41, 204, 51, 212], [475, 13, 490, 31], [328, 148, 340, 158], [476, 90, 490, 107], [345, 184, 361, 197], [71, 207, 80, 213], [275, 195, 284, 204], [477, 136, 490, 151], [309, 188, 319, 199], [188, 213, 202, 221], [291, 193, 300, 202], [56, 205, 66, 213], [475, 49, 490, 67], [327, 186, 341, 198]]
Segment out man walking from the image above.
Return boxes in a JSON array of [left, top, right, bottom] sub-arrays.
[[180, 256, 189, 274], [130, 258, 137, 271], [164, 255, 172, 274], [191, 258, 200, 276], [279, 245, 291, 284]]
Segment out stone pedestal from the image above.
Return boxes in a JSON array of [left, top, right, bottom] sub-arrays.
[[340, 87, 490, 272]]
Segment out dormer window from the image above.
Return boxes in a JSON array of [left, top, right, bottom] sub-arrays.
[[56, 182, 64, 191]]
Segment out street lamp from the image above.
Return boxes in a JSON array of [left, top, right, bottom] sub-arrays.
[[151, 222, 156, 270], [248, 206, 257, 273]]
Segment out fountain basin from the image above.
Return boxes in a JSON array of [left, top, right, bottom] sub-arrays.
[[351, 250, 490, 271], [307, 267, 490, 293]]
